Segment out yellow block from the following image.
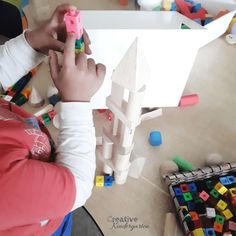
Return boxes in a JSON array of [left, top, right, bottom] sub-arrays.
[[229, 188, 236, 197], [192, 228, 205, 236], [162, 0, 171, 11], [215, 182, 228, 195], [75, 44, 85, 54], [216, 199, 227, 211], [222, 209, 233, 220], [96, 176, 104, 187]]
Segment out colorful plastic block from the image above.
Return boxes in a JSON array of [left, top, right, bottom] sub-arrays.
[[95, 176, 104, 187], [177, 196, 185, 206], [214, 222, 223, 233], [171, 2, 177, 11], [192, 228, 204, 236], [228, 221, 236, 231], [179, 94, 199, 107], [206, 180, 214, 190], [199, 190, 209, 201], [180, 184, 189, 192], [227, 176, 236, 184], [48, 94, 60, 106], [75, 37, 84, 49], [187, 201, 195, 211], [173, 156, 193, 171], [188, 183, 197, 192], [64, 10, 83, 40], [162, 0, 171, 11], [216, 199, 227, 211], [183, 192, 192, 201], [206, 207, 216, 218], [48, 110, 56, 120], [215, 182, 228, 195], [192, 3, 201, 13], [174, 187, 183, 196], [189, 211, 199, 221], [180, 206, 188, 212], [210, 189, 219, 198], [230, 188, 236, 197], [215, 215, 225, 224], [204, 228, 216, 236], [222, 209, 233, 220], [220, 176, 230, 186], [104, 175, 113, 187], [149, 131, 162, 146]]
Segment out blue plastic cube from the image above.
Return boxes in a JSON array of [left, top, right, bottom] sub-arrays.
[[104, 175, 113, 187], [220, 176, 230, 186], [188, 183, 197, 192], [227, 175, 236, 184], [173, 187, 182, 196], [204, 228, 215, 236], [149, 131, 162, 146]]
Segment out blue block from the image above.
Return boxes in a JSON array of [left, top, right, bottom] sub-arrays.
[[188, 183, 197, 192], [48, 94, 60, 106], [149, 131, 162, 146], [220, 176, 230, 186], [204, 18, 213, 25], [192, 3, 201, 13], [227, 175, 236, 184], [104, 175, 113, 187], [187, 201, 195, 211], [173, 187, 182, 196], [176, 196, 185, 206], [204, 228, 216, 236], [171, 2, 177, 11]]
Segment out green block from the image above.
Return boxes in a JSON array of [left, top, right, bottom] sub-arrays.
[[210, 189, 219, 198], [173, 156, 194, 171], [206, 180, 214, 190], [194, 198, 204, 204], [153, 5, 161, 11], [75, 37, 84, 49], [181, 23, 190, 29], [215, 214, 224, 224], [42, 114, 50, 120], [43, 117, 50, 125], [183, 192, 192, 201]]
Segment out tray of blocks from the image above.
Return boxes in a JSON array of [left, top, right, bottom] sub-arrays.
[[164, 163, 236, 236]]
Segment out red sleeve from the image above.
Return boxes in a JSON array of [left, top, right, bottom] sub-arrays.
[[0, 144, 76, 231]]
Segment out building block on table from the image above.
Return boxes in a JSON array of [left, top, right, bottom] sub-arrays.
[[183, 192, 192, 201], [216, 199, 227, 211], [162, 0, 171, 11], [95, 176, 104, 187], [215, 182, 228, 195], [204, 228, 215, 236], [48, 110, 56, 120], [179, 94, 199, 107], [177, 196, 185, 205], [228, 221, 236, 231], [206, 180, 214, 190], [174, 187, 182, 196], [187, 201, 195, 211], [180, 184, 189, 192], [222, 209, 233, 220], [206, 207, 216, 218], [214, 222, 223, 233], [192, 228, 204, 236], [149, 131, 162, 146], [173, 156, 193, 171], [171, 2, 177, 11], [220, 176, 230, 186], [199, 190, 209, 201], [104, 175, 113, 187], [227, 176, 236, 185]]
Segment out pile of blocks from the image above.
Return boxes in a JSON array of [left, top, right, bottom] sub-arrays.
[[95, 175, 113, 187], [38, 110, 56, 125], [172, 175, 236, 235]]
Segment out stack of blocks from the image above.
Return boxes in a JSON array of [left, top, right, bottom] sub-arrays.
[[96, 175, 113, 187], [171, 174, 236, 235], [38, 110, 56, 125]]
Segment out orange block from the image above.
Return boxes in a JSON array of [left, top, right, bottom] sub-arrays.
[[214, 222, 223, 233], [190, 211, 199, 221]]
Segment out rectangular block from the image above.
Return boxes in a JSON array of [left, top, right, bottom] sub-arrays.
[[188, 183, 197, 192], [220, 176, 230, 186], [228, 221, 236, 231], [183, 192, 193, 201], [229, 188, 236, 197], [180, 184, 189, 192], [179, 94, 199, 107], [95, 176, 104, 187], [222, 209, 233, 220], [214, 222, 223, 233], [174, 187, 183, 196], [189, 211, 199, 221], [199, 190, 209, 201], [210, 189, 219, 198], [187, 201, 195, 211], [216, 199, 227, 211], [227, 176, 236, 184], [215, 214, 225, 224], [206, 207, 216, 218], [215, 182, 228, 195], [204, 228, 216, 236], [104, 175, 113, 187], [192, 228, 204, 236]]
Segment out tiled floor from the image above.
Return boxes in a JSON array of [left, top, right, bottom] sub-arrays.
[[22, 1, 236, 235]]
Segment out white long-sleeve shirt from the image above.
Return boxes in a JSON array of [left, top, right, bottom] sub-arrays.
[[0, 32, 96, 214]]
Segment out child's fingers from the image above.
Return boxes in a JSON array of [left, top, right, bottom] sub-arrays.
[[83, 29, 91, 45], [49, 50, 60, 82], [63, 34, 76, 67], [96, 64, 106, 81], [87, 58, 96, 73], [75, 52, 87, 70]]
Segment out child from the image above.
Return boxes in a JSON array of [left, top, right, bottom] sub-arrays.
[[0, 3, 105, 236]]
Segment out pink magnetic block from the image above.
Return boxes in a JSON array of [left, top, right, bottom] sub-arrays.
[[231, 23, 236, 35], [179, 94, 199, 107], [175, 0, 206, 20], [199, 190, 210, 201], [64, 10, 83, 39], [229, 221, 236, 231]]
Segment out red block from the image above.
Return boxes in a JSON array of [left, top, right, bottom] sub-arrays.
[[179, 94, 199, 107], [180, 184, 189, 193], [228, 221, 236, 231], [175, 0, 206, 20], [48, 110, 56, 120]]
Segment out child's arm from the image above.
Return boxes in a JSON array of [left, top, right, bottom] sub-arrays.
[[0, 4, 78, 91], [49, 33, 106, 210]]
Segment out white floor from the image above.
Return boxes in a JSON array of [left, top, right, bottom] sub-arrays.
[[22, 1, 236, 235]]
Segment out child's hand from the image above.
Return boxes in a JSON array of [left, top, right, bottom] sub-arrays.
[[25, 4, 91, 55], [48, 34, 106, 102]]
